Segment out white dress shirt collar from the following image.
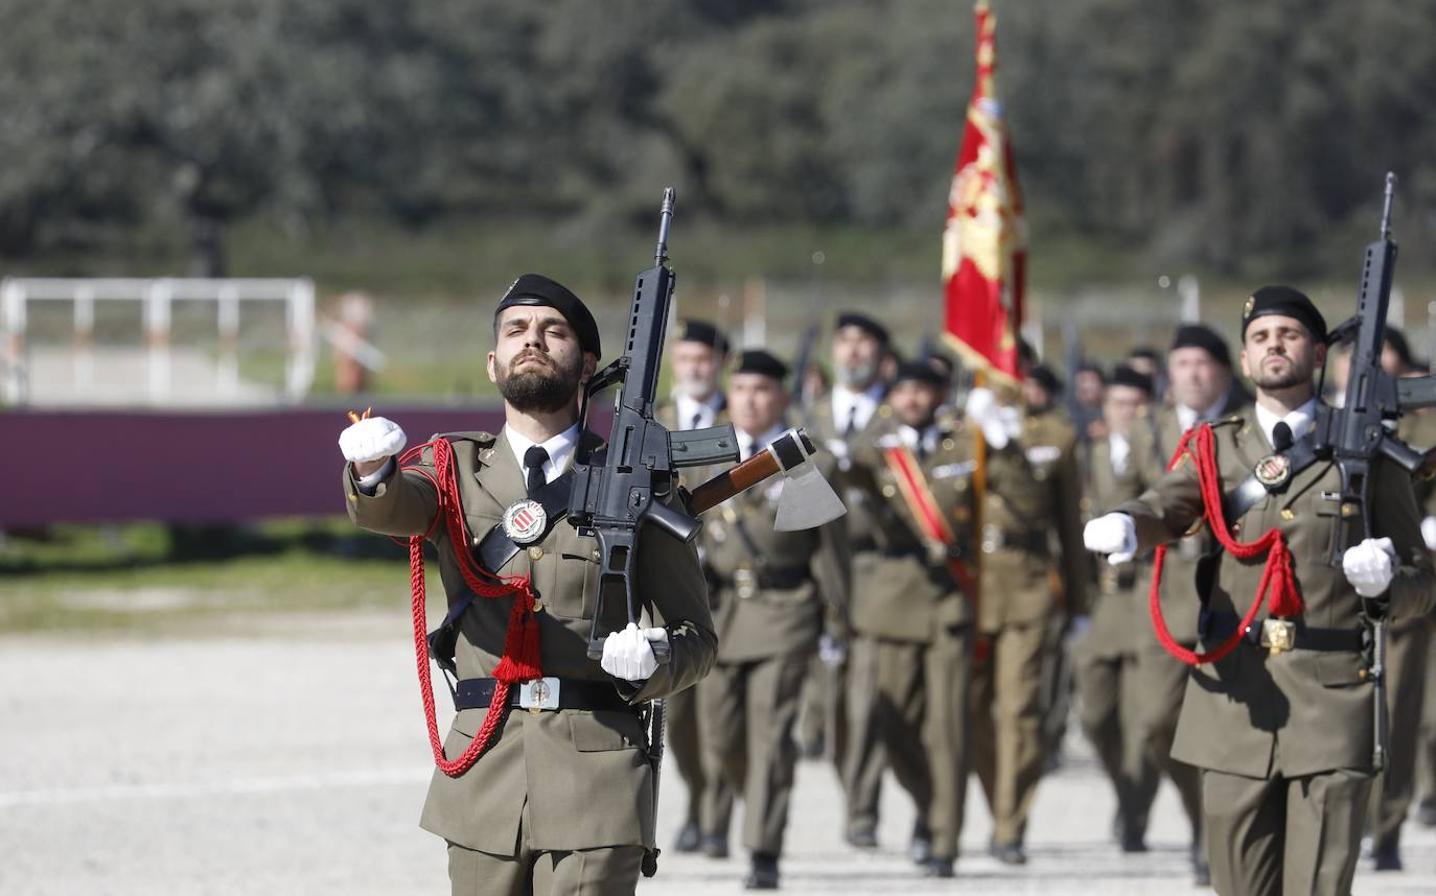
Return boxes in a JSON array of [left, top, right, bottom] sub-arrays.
[[832, 382, 885, 434], [502, 422, 581, 485], [736, 424, 787, 461], [1254, 398, 1319, 450], [674, 392, 721, 431], [1109, 431, 1131, 475]]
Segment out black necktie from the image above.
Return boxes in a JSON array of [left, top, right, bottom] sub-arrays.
[[1272, 421, 1293, 453], [524, 446, 549, 494], [844, 405, 858, 437], [691, 411, 704, 431]]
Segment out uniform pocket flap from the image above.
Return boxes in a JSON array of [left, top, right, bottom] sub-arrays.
[[1314, 650, 1366, 687], [569, 710, 644, 752]]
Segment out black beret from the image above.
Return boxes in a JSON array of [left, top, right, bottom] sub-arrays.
[[1241, 285, 1327, 343], [496, 273, 601, 357], [1127, 346, 1160, 364], [1028, 364, 1063, 396], [835, 312, 890, 345], [892, 360, 946, 388], [733, 349, 789, 382], [1170, 324, 1232, 367], [1384, 326, 1414, 368], [1108, 363, 1154, 397], [675, 318, 729, 355]]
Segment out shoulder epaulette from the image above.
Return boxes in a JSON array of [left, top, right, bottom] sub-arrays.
[[431, 430, 499, 446]]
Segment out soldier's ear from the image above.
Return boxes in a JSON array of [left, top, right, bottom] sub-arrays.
[[1313, 341, 1328, 368], [581, 352, 598, 383], [486, 351, 498, 383]]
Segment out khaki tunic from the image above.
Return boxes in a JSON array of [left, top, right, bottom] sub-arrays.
[[697, 448, 848, 854], [344, 429, 716, 856], [843, 423, 981, 860]]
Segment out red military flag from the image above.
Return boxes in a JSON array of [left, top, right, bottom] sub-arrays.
[[942, 0, 1026, 384]]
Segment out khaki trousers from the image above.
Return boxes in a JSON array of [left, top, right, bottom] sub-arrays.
[[698, 651, 810, 854], [447, 828, 643, 896], [1203, 767, 1372, 896], [1074, 641, 1157, 836], [970, 619, 1048, 845], [1134, 641, 1204, 844]]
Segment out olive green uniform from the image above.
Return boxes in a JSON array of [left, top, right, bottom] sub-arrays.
[[1367, 409, 1436, 854], [344, 429, 716, 896], [1132, 394, 1252, 851], [843, 423, 982, 862], [655, 398, 729, 844], [697, 446, 850, 856], [808, 389, 894, 838], [1119, 411, 1436, 895], [970, 407, 1089, 847], [1075, 428, 1160, 840]]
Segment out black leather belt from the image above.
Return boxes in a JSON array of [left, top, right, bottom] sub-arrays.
[[715, 565, 810, 590], [981, 526, 1047, 554], [1200, 610, 1365, 652], [453, 677, 637, 713]]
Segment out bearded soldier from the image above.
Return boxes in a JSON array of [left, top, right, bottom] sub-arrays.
[[1086, 286, 1436, 895], [844, 361, 986, 877], [655, 318, 731, 856], [338, 274, 716, 896], [696, 350, 850, 890]]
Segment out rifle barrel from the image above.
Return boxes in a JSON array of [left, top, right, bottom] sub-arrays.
[[655, 188, 676, 266], [1381, 172, 1396, 240]]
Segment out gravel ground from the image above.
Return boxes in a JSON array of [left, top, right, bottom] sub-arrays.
[[1, 609, 1432, 895]]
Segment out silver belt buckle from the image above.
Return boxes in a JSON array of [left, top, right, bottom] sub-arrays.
[[1259, 619, 1296, 656], [518, 677, 561, 712], [981, 524, 1003, 554], [734, 567, 758, 600]]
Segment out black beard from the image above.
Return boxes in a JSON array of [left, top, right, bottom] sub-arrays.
[[1251, 357, 1311, 391], [497, 354, 582, 412]]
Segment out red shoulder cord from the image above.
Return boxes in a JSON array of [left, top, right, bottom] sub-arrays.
[[1147, 423, 1304, 666], [396, 437, 542, 777]]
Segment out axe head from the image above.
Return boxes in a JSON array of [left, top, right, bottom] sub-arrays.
[[768, 428, 847, 531]]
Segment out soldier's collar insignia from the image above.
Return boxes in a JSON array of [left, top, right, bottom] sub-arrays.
[[1254, 453, 1292, 489], [502, 499, 547, 545]]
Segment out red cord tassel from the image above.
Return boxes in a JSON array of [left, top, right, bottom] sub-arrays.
[[1147, 424, 1304, 666], [394, 437, 544, 776]]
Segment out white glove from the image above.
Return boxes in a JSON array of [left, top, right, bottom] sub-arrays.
[[1421, 516, 1436, 551], [600, 622, 667, 681], [338, 416, 407, 464], [965, 387, 1021, 449], [1342, 537, 1397, 598], [1084, 512, 1137, 565]]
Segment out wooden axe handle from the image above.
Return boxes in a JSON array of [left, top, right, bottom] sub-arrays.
[[686, 451, 782, 515]]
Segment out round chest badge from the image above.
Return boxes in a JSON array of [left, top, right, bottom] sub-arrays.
[[503, 499, 548, 544], [1254, 453, 1291, 489]]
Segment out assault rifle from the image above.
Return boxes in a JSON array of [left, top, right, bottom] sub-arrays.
[[1312, 172, 1436, 770]]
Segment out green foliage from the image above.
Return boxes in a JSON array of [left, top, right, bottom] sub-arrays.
[[2, 0, 1435, 278]]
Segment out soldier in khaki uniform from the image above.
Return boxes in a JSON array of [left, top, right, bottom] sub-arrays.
[[696, 350, 850, 890], [844, 361, 986, 877], [969, 364, 1089, 865], [338, 274, 716, 896], [1073, 365, 1160, 852], [1133, 323, 1252, 885], [655, 318, 731, 856], [1360, 327, 1436, 871], [805, 312, 899, 849], [1087, 287, 1436, 896]]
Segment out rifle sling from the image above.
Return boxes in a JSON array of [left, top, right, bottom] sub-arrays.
[[1220, 436, 1319, 524]]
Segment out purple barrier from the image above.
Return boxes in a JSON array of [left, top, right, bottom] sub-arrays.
[[3, 404, 507, 526]]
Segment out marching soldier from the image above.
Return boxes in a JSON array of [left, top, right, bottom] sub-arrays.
[[1133, 323, 1251, 885], [969, 363, 1089, 865], [844, 361, 985, 877], [696, 350, 850, 890], [338, 274, 717, 896], [656, 318, 731, 855], [807, 312, 897, 848], [1073, 364, 1160, 852], [1086, 286, 1436, 895], [1363, 326, 1436, 871]]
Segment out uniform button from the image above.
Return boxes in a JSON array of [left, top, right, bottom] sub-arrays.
[[472, 536, 482, 546], [942, 438, 955, 451], [592, 549, 601, 561], [528, 546, 544, 561], [531, 600, 544, 613], [882, 484, 897, 498]]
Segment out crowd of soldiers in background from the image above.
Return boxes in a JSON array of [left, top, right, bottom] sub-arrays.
[[655, 312, 1436, 889]]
